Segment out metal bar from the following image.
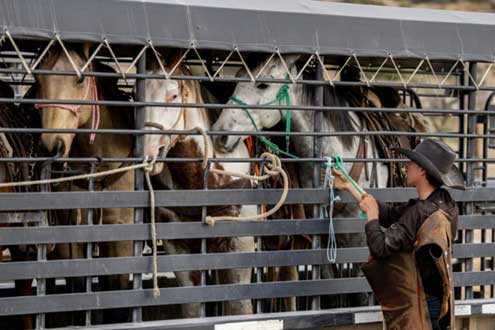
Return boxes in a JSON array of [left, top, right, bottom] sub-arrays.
[[1, 187, 495, 211], [0, 215, 492, 245], [0, 244, 491, 281], [35, 163, 50, 330], [4, 127, 495, 139], [1, 272, 494, 316], [311, 59, 324, 310], [132, 48, 146, 323], [201, 161, 209, 317], [0, 67, 492, 91], [85, 163, 96, 326], [4, 96, 495, 116], [255, 145, 263, 314], [465, 62, 478, 299], [1, 156, 495, 165]]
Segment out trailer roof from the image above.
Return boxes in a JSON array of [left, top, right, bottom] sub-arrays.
[[2, 0, 495, 61]]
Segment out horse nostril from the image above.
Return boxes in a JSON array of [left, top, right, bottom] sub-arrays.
[[40, 138, 65, 158], [217, 135, 229, 148], [52, 139, 65, 157]]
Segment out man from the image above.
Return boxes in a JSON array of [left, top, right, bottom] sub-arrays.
[[333, 139, 464, 330]]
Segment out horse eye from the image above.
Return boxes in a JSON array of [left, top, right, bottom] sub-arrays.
[[172, 94, 178, 100], [257, 83, 269, 90]]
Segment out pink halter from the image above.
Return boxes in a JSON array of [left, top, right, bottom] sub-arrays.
[[35, 65, 101, 144]]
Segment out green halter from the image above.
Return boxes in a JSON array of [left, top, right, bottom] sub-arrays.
[[229, 83, 293, 156]]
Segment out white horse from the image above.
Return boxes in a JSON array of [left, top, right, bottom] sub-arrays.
[[212, 55, 392, 307], [142, 56, 256, 317]]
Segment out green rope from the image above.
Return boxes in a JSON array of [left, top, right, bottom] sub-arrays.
[[229, 82, 291, 152], [331, 156, 366, 195]]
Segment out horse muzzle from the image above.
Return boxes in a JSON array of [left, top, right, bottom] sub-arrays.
[[39, 137, 67, 158], [213, 134, 239, 153]]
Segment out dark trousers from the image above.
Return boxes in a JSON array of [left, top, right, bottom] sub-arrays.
[[427, 296, 442, 330]]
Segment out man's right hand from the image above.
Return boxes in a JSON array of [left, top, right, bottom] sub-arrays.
[[331, 168, 350, 190]]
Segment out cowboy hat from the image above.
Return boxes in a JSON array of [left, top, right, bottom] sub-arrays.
[[393, 138, 465, 190]]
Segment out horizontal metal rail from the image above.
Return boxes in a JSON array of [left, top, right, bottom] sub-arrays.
[[0, 215, 493, 245], [0, 244, 492, 281], [2, 97, 495, 115], [0, 272, 493, 316], [0, 188, 494, 211], [0, 67, 492, 91]]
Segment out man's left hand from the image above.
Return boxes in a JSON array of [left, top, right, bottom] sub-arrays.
[[359, 194, 379, 221]]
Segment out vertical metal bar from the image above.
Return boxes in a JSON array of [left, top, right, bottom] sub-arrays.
[[311, 58, 324, 311], [465, 62, 477, 300], [36, 164, 51, 330], [459, 72, 466, 175], [201, 162, 209, 318], [454, 69, 465, 301], [132, 49, 146, 323], [255, 151, 264, 314], [85, 163, 96, 326]]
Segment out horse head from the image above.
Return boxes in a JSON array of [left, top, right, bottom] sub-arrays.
[[142, 52, 191, 175], [212, 55, 300, 152], [36, 44, 98, 158]]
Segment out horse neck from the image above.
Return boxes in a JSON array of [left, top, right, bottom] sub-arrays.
[[289, 84, 362, 167], [167, 90, 232, 189]]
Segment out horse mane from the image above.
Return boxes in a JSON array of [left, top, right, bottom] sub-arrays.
[[171, 65, 212, 125], [298, 80, 356, 149]]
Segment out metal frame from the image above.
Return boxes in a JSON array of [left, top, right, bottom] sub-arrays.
[[0, 8, 495, 329]]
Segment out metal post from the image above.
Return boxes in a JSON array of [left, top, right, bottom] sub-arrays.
[[311, 58, 324, 311], [85, 163, 96, 326], [255, 144, 264, 314], [201, 162, 209, 317], [465, 62, 477, 300], [36, 164, 51, 330], [132, 49, 146, 322]]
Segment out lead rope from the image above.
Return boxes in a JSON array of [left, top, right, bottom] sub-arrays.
[[323, 157, 337, 263], [143, 158, 160, 298], [331, 156, 367, 219], [206, 152, 289, 225], [192, 128, 289, 226]]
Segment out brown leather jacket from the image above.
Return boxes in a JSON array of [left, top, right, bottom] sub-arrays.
[[362, 189, 457, 330]]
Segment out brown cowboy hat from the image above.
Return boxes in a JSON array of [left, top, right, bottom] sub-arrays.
[[393, 138, 465, 190]]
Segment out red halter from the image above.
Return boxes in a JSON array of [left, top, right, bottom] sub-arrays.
[[35, 65, 100, 144]]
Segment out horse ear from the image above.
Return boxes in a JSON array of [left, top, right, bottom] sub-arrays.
[[283, 54, 301, 68], [167, 49, 184, 69], [82, 42, 91, 60]]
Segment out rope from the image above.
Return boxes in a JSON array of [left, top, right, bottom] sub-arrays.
[[331, 156, 367, 219], [193, 126, 209, 170], [322, 157, 337, 263], [229, 81, 293, 153], [205, 152, 288, 226], [143, 161, 160, 298], [0, 160, 152, 189]]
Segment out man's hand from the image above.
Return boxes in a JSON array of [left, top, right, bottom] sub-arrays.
[[359, 194, 379, 221], [331, 168, 350, 190]]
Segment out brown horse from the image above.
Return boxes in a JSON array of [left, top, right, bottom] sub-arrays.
[[35, 45, 135, 315]]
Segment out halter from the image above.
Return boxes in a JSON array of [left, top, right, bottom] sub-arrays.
[[144, 93, 186, 153], [35, 64, 100, 144], [229, 82, 296, 157]]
